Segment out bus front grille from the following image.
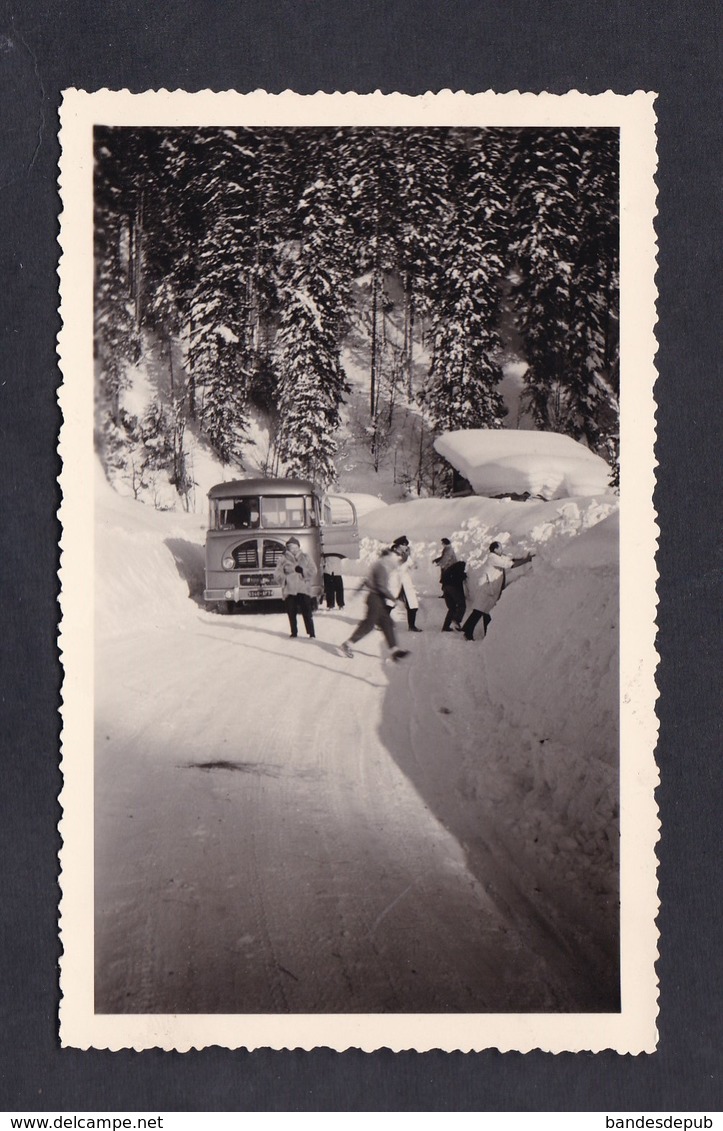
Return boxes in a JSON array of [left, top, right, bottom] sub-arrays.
[[232, 542, 259, 568]]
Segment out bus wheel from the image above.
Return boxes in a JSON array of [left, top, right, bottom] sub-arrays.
[[219, 600, 235, 615]]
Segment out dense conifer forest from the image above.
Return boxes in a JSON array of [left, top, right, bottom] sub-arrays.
[[94, 126, 619, 501]]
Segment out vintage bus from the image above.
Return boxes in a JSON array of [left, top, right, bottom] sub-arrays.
[[203, 477, 360, 611]]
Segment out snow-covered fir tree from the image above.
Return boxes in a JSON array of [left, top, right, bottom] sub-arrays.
[[198, 335, 251, 470], [274, 265, 349, 485], [563, 131, 620, 465], [509, 129, 620, 462], [420, 133, 508, 433], [94, 130, 147, 424], [181, 130, 260, 464], [393, 129, 455, 396], [338, 130, 402, 418], [274, 152, 352, 486]]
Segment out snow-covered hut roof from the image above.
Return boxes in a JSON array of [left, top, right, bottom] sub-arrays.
[[434, 429, 612, 500]]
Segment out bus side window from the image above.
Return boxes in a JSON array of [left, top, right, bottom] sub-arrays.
[[330, 497, 355, 525], [323, 501, 333, 525]]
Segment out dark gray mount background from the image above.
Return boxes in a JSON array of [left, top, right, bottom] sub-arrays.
[[1, 0, 720, 1112]]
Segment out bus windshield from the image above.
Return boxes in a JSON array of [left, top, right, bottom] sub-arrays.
[[213, 494, 317, 531]]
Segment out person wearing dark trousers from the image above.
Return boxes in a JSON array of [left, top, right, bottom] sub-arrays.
[[441, 559, 467, 632], [433, 537, 463, 631], [462, 608, 492, 640], [462, 541, 533, 640], [401, 587, 422, 631], [391, 535, 421, 631], [273, 537, 317, 638], [322, 556, 345, 609], [284, 593, 316, 638], [340, 547, 409, 661]]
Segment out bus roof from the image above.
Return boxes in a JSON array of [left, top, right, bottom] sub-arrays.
[[207, 478, 316, 499]]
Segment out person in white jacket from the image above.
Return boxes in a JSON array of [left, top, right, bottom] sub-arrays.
[[390, 535, 422, 632], [462, 540, 533, 640]]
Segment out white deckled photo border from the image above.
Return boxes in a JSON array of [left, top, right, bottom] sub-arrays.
[[58, 89, 659, 1053]]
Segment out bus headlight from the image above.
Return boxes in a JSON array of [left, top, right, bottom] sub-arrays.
[[222, 554, 235, 570]]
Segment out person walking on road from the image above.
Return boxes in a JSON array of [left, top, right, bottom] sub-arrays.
[[440, 559, 468, 632], [339, 547, 409, 661], [274, 537, 317, 639], [462, 540, 533, 640], [391, 535, 422, 632]]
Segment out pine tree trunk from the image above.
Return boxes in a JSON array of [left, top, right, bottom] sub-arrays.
[[387, 344, 399, 428], [369, 255, 379, 418], [407, 287, 415, 398], [125, 215, 134, 298], [168, 334, 186, 501], [187, 313, 196, 420], [133, 191, 144, 331], [603, 256, 616, 381], [119, 218, 130, 298], [403, 271, 415, 398], [416, 417, 425, 496], [246, 271, 258, 356]]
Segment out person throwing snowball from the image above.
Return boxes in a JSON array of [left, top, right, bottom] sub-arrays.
[[339, 546, 410, 662], [462, 540, 533, 640]]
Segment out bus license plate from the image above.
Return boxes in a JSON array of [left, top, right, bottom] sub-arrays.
[[249, 588, 273, 598]]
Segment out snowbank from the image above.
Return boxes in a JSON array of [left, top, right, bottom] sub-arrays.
[[434, 428, 613, 499], [484, 511, 619, 765], [95, 461, 206, 639], [460, 511, 620, 948]]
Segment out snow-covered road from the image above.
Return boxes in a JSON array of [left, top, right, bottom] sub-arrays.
[[95, 589, 613, 1015]]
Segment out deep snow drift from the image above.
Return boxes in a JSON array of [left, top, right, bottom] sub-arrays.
[[94, 465, 620, 1008]]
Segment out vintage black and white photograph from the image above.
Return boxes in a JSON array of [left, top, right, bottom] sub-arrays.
[[58, 90, 659, 1052]]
